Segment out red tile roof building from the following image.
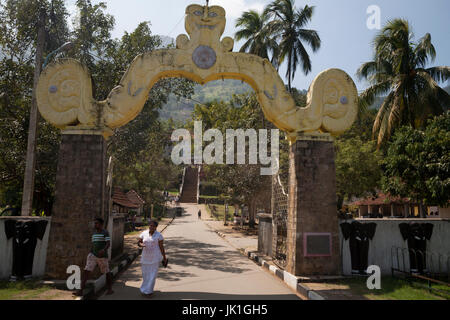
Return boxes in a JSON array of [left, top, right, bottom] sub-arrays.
[[350, 192, 445, 218], [112, 188, 140, 214], [126, 189, 145, 206]]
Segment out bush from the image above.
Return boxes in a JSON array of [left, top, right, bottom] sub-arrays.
[[200, 182, 219, 196], [198, 196, 228, 205]]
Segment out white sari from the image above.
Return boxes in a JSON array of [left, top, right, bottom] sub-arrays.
[[139, 230, 164, 294]]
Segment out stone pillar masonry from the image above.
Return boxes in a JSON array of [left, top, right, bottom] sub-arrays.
[[270, 175, 278, 258], [270, 175, 278, 259], [286, 136, 341, 276], [45, 133, 107, 279]]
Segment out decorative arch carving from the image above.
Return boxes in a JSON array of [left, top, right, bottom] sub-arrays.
[[36, 3, 358, 138]]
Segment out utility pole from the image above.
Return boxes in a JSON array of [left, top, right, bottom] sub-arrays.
[[224, 202, 228, 226], [240, 205, 244, 230], [106, 156, 113, 224], [21, 9, 46, 216]]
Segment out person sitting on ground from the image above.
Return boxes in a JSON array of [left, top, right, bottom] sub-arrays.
[[74, 217, 114, 296]]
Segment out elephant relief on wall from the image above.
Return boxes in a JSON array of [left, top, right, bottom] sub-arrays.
[[340, 221, 377, 275]]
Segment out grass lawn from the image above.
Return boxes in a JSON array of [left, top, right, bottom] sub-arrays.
[[0, 280, 56, 300], [199, 195, 232, 200], [206, 204, 234, 222], [332, 276, 449, 300], [199, 195, 220, 199]]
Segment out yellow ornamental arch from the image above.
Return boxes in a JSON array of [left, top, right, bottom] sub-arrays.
[[36, 3, 358, 140]]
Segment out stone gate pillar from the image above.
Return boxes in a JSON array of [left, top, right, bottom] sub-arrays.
[[35, 4, 359, 280], [286, 134, 341, 276], [45, 130, 109, 279]]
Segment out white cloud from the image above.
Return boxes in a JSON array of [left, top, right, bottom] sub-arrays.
[[209, 0, 265, 18]]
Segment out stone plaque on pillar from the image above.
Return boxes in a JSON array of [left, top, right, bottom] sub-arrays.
[[286, 134, 341, 276], [45, 133, 107, 279]]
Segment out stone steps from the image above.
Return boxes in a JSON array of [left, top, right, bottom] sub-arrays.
[[180, 166, 198, 203]]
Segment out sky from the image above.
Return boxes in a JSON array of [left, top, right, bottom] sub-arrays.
[[66, 0, 450, 91]]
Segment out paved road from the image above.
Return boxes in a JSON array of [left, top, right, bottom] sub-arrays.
[[101, 203, 300, 300]]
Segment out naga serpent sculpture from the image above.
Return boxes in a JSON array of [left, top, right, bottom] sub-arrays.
[[36, 4, 358, 140]]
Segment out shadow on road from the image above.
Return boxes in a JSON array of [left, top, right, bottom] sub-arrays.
[[158, 236, 253, 282], [101, 285, 299, 300], [150, 290, 299, 300]]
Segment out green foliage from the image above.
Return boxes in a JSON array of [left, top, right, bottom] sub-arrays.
[[206, 204, 234, 222], [0, 0, 192, 213], [382, 112, 450, 207], [331, 276, 447, 300], [289, 87, 307, 107], [340, 107, 378, 142], [335, 105, 383, 209], [0, 280, 53, 300], [235, 0, 321, 90], [200, 181, 219, 196], [358, 19, 450, 147], [335, 137, 383, 209], [106, 23, 192, 207], [111, 118, 182, 208], [71, 0, 116, 88], [188, 93, 277, 223], [0, 0, 70, 58], [160, 79, 252, 122], [0, 0, 68, 213], [235, 9, 280, 68], [265, 0, 321, 89]]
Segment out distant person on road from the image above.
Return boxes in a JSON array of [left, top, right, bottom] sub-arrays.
[[74, 218, 114, 296], [198, 209, 201, 220], [137, 220, 168, 297]]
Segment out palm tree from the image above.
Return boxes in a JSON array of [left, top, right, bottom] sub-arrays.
[[265, 0, 321, 91], [358, 19, 450, 147], [235, 10, 280, 69]]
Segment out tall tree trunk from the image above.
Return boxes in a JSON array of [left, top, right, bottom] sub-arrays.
[[240, 205, 244, 229], [419, 202, 427, 218], [21, 9, 46, 216], [337, 195, 344, 211], [248, 198, 257, 229], [288, 51, 292, 92], [224, 202, 228, 226]]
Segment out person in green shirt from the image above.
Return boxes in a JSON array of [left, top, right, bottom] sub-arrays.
[[74, 218, 114, 296]]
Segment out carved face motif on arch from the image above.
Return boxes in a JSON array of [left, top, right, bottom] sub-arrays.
[[185, 5, 226, 40]]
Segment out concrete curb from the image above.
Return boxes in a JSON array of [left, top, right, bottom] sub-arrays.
[[206, 223, 326, 300], [79, 251, 139, 300], [245, 249, 327, 300], [160, 208, 176, 233], [216, 231, 226, 238], [40, 252, 140, 300]]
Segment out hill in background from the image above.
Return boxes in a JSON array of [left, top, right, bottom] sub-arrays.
[[159, 79, 387, 122], [159, 79, 253, 121]]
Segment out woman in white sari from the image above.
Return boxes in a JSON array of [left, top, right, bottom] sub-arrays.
[[137, 220, 167, 297]]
